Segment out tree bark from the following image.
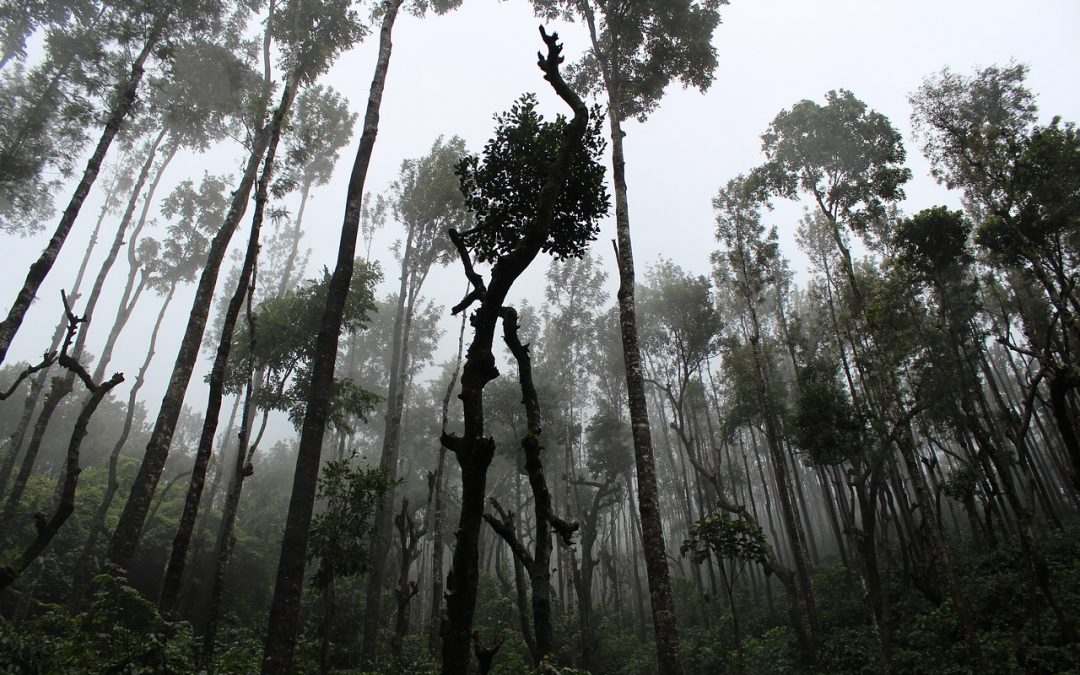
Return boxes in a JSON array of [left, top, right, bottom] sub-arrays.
[[0, 23, 162, 365], [260, 3, 402, 670], [104, 71, 284, 572], [158, 67, 297, 617], [580, 4, 683, 670], [362, 226, 417, 665]]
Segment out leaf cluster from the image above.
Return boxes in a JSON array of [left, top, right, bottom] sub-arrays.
[[308, 460, 393, 589], [756, 89, 911, 233], [224, 261, 382, 432], [554, 0, 729, 122], [793, 357, 863, 466], [455, 94, 609, 263], [681, 511, 769, 568]]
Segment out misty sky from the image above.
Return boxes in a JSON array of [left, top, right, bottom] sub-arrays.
[[2, 0, 1078, 447]]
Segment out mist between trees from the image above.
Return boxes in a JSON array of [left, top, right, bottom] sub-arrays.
[[0, 0, 1079, 673]]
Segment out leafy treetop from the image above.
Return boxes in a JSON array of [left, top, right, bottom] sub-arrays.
[[755, 89, 911, 234], [455, 93, 609, 264]]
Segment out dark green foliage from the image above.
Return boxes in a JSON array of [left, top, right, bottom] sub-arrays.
[[756, 89, 911, 232], [793, 357, 863, 465], [585, 404, 634, 478], [940, 462, 981, 504], [893, 206, 973, 281], [975, 118, 1080, 268], [1, 574, 195, 673], [681, 511, 768, 568], [540, 0, 729, 122], [307, 460, 392, 588], [270, 0, 368, 83], [224, 262, 381, 430], [455, 93, 609, 263]]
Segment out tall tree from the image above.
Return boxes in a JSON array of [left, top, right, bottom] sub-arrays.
[[106, 0, 368, 574], [439, 30, 608, 673], [531, 3, 731, 669], [713, 176, 822, 657], [260, 0, 404, 670], [0, 0, 248, 364], [273, 84, 358, 297], [361, 135, 469, 664], [911, 65, 1080, 491]]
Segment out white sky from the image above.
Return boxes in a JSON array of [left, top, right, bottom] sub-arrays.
[[2, 0, 1079, 446]]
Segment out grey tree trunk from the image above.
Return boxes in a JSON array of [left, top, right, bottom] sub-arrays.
[[158, 67, 297, 616], [261, 3, 402, 671], [105, 76, 281, 572], [579, 5, 683, 671], [361, 230, 415, 665], [91, 142, 180, 383], [0, 24, 162, 365]]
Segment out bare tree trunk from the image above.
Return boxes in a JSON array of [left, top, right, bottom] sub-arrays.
[[158, 68, 297, 616], [0, 162, 122, 497], [91, 142, 180, 383], [0, 24, 163, 365], [362, 230, 416, 664], [105, 70, 285, 572], [579, 4, 683, 669], [261, 3, 402, 671]]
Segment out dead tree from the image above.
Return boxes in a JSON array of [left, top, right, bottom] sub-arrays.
[[0, 294, 124, 592]]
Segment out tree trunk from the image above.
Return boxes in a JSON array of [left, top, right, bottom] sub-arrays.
[[0, 165, 121, 497], [201, 368, 260, 667], [105, 72, 285, 572], [91, 142, 179, 383], [362, 229, 416, 665], [0, 24, 162, 365], [260, 3, 402, 671], [158, 68, 297, 616], [579, 3, 683, 667], [71, 285, 176, 602], [427, 310, 465, 656]]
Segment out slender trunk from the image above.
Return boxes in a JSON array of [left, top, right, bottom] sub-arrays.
[[0, 374, 71, 543], [0, 161, 122, 496], [276, 178, 312, 297], [1049, 376, 1080, 493], [158, 69, 296, 616], [200, 369, 259, 668], [428, 310, 466, 656], [362, 231, 416, 664], [0, 24, 163, 364], [580, 4, 682, 668], [105, 73, 285, 572], [92, 142, 179, 383], [16, 131, 169, 482], [261, 4, 402, 671], [72, 286, 176, 602]]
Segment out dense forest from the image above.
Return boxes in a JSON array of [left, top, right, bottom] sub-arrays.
[[0, 0, 1078, 673]]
